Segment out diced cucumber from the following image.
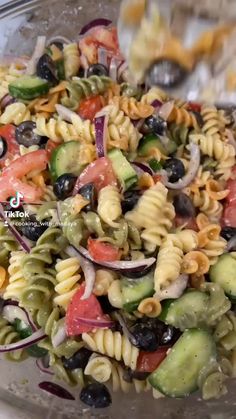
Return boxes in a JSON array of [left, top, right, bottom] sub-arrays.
[[108, 148, 138, 191], [138, 134, 177, 157], [50, 141, 85, 181], [121, 272, 154, 312], [9, 76, 50, 100], [56, 60, 65, 80], [210, 254, 236, 300], [13, 319, 48, 358], [149, 329, 216, 397], [159, 291, 209, 331], [148, 158, 162, 172]]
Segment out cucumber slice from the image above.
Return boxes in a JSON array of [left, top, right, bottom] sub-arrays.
[[50, 141, 85, 180], [148, 329, 216, 397], [121, 272, 154, 312], [108, 148, 138, 191], [159, 291, 209, 331], [138, 134, 177, 157], [9, 76, 50, 100], [210, 254, 236, 300]]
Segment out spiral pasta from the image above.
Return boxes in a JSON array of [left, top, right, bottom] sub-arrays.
[[0, 317, 25, 361], [137, 297, 162, 318], [201, 104, 222, 140], [54, 257, 81, 309], [201, 282, 231, 326], [167, 106, 199, 129], [0, 221, 18, 267], [191, 190, 223, 220], [0, 63, 25, 100], [154, 234, 184, 292], [93, 269, 116, 297], [4, 251, 27, 301], [141, 86, 168, 105], [107, 280, 123, 309], [82, 329, 139, 370], [198, 359, 228, 400], [104, 104, 141, 152], [168, 123, 191, 145], [0, 102, 32, 125], [63, 43, 80, 79], [176, 229, 199, 253], [61, 75, 112, 110], [109, 96, 154, 120], [181, 251, 210, 275], [35, 115, 95, 143], [20, 268, 57, 309], [200, 236, 227, 265], [59, 199, 85, 248], [214, 311, 236, 351], [97, 185, 122, 228]]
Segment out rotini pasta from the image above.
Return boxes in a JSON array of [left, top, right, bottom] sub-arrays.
[[63, 43, 80, 79], [93, 269, 116, 296], [0, 102, 32, 125], [97, 185, 122, 228], [54, 257, 81, 309], [0, 317, 25, 361], [4, 251, 27, 301], [167, 106, 199, 129], [201, 104, 223, 140], [109, 96, 154, 120], [137, 297, 162, 317]]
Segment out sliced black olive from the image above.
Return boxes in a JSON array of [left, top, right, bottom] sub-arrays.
[[53, 174, 77, 201], [78, 183, 97, 212], [147, 59, 188, 88], [36, 53, 58, 85], [142, 115, 167, 136], [161, 325, 175, 345], [123, 368, 149, 382], [0, 136, 7, 159], [80, 383, 112, 408], [15, 121, 47, 147], [129, 323, 159, 351], [87, 63, 109, 77], [19, 215, 49, 241], [97, 296, 115, 314], [62, 348, 92, 370], [121, 190, 142, 213], [163, 158, 185, 183], [173, 193, 196, 218], [221, 227, 236, 241]]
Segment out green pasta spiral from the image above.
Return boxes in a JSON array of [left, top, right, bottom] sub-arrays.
[[0, 317, 25, 361], [167, 123, 192, 145], [20, 268, 57, 309], [198, 359, 228, 400], [214, 311, 236, 351], [60, 199, 87, 247], [0, 221, 18, 266], [21, 227, 65, 277], [61, 75, 112, 110], [202, 282, 231, 326]]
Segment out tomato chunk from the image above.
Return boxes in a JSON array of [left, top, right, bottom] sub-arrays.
[[66, 284, 105, 336], [77, 157, 118, 192], [88, 238, 120, 262], [0, 177, 43, 203], [78, 96, 103, 121], [222, 203, 236, 227], [2, 149, 48, 178], [136, 347, 168, 373], [46, 139, 60, 159]]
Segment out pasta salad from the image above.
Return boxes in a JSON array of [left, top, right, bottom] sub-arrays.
[[0, 18, 236, 408]]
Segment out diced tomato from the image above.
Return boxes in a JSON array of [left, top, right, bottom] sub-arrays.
[[0, 176, 43, 203], [222, 202, 236, 227], [88, 238, 120, 262], [46, 139, 59, 159], [2, 150, 48, 179], [78, 96, 103, 121], [66, 284, 105, 336], [0, 124, 19, 168], [187, 102, 202, 113], [174, 215, 198, 231], [77, 157, 118, 192], [226, 176, 236, 204], [136, 347, 168, 373], [93, 26, 119, 52]]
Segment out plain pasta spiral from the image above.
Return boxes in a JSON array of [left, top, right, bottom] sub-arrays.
[[63, 43, 80, 79], [54, 257, 81, 309], [98, 185, 122, 228]]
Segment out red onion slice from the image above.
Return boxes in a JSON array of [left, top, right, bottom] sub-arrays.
[[158, 101, 174, 121], [67, 245, 156, 274], [0, 94, 16, 112], [132, 162, 153, 176], [151, 99, 163, 109], [26, 36, 46, 75], [55, 104, 77, 123], [94, 111, 109, 158], [39, 381, 75, 400], [0, 204, 31, 253], [66, 246, 95, 300], [79, 18, 112, 35], [163, 144, 200, 190], [75, 316, 114, 328], [51, 320, 67, 348], [98, 47, 109, 67], [2, 304, 37, 332], [0, 328, 46, 352], [109, 57, 121, 81], [36, 359, 54, 376]]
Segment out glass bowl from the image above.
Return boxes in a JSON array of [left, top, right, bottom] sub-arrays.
[[0, 1, 236, 418]]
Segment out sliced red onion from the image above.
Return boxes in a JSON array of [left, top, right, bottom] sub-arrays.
[[155, 274, 188, 301], [158, 101, 174, 121], [3, 300, 37, 331], [2, 305, 36, 331], [132, 162, 153, 176], [226, 236, 236, 252], [39, 381, 75, 400], [51, 320, 67, 348], [67, 245, 156, 274], [0, 94, 16, 112], [132, 118, 145, 131], [0, 328, 46, 352], [36, 359, 54, 376], [98, 47, 108, 67], [26, 36, 46, 75], [151, 99, 163, 109], [109, 57, 120, 81], [79, 18, 112, 35], [94, 111, 108, 158], [117, 61, 128, 82], [66, 246, 95, 300], [75, 316, 114, 328], [163, 144, 200, 190], [55, 104, 77, 123], [0, 204, 31, 253]]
